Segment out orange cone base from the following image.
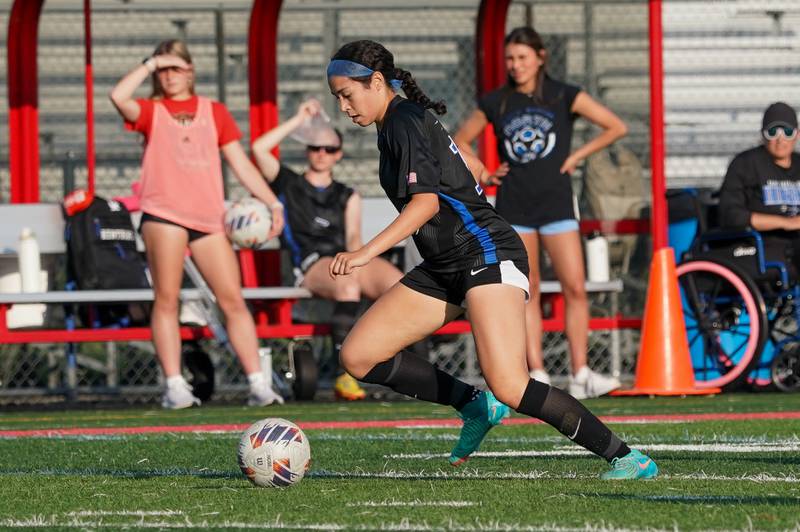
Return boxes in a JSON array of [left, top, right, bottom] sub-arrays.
[[612, 247, 721, 397], [611, 387, 720, 397]]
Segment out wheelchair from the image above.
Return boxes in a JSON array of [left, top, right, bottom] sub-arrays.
[[668, 189, 800, 392]]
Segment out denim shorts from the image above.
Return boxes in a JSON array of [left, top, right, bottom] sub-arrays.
[[511, 219, 579, 236]]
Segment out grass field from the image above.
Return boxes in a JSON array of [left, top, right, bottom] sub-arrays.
[[0, 393, 798, 530]]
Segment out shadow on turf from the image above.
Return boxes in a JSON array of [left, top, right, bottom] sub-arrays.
[[593, 493, 800, 506]]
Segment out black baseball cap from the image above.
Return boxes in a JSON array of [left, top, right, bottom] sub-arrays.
[[762, 102, 798, 131]]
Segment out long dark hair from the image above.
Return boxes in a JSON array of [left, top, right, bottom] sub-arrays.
[[504, 27, 547, 104], [331, 40, 447, 115]]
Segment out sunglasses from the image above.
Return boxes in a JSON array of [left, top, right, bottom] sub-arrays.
[[307, 145, 341, 154], [763, 126, 798, 140]]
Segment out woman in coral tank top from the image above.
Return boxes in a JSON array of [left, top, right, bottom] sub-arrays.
[[110, 40, 284, 409]]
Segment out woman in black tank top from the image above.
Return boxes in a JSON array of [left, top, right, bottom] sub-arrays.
[[252, 98, 403, 400], [323, 39, 657, 479], [454, 27, 628, 398]]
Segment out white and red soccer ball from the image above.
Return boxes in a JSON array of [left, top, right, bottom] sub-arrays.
[[224, 198, 272, 248], [237, 418, 311, 488]]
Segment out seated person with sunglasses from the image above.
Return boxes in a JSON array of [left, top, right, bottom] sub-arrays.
[[719, 101, 800, 272], [252, 99, 403, 401]]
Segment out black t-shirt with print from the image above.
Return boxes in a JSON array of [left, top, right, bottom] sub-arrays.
[[377, 96, 527, 273], [272, 165, 354, 269], [719, 145, 800, 236], [719, 145, 800, 269], [479, 76, 582, 227]]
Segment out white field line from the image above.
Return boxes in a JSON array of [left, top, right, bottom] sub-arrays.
[[12, 429, 800, 448], [0, 516, 346, 530], [0, 515, 679, 531], [385, 442, 800, 460], [346, 499, 478, 508], [3, 466, 797, 484], [310, 469, 800, 483], [66, 510, 185, 517], [637, 494, 800, 502]]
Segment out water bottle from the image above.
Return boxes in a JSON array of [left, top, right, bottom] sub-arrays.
[[258, 347, 273, 384], [586, 231, 610, 283], [18, 227, 42, 293]]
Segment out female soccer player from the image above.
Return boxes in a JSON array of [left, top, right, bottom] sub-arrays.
[[454, 27, 627, 398], [110, 40, 284, 409], [252, 98, 404, 400], [325, 39, 657, 479]]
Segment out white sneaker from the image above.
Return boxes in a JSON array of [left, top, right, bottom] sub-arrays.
[[568, 367, 620, 400], [529, 369, 551, 385], [161, 380, 201, 409], [248, 384, 285, 407]]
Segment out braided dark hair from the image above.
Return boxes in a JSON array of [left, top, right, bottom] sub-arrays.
[[331, 40, 447, 115]]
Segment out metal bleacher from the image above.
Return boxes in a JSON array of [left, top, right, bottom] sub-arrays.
[[661, 2, 800, 187], [1, 0, 799, 200]]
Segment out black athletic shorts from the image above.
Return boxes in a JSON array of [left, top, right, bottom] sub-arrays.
[[400, 259, 530, 308], [139, 212, 210, 242]]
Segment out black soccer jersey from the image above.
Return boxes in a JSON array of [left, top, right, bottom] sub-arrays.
[[272, 165, 354, 270], [377, 96, 527, 272], [479, 76, 581, 227]]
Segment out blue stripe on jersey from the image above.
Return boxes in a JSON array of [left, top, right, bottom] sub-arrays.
[[278, 193, 302, 267], [438, 192, 498, 264]]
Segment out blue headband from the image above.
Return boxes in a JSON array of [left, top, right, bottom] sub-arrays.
[[327, 59, 403, 92]]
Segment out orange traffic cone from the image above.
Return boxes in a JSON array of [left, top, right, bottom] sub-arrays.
[[613, 247, 720, 396]]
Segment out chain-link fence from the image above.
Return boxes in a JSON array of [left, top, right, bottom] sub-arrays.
[[2, 1, 796, 196], [8, 0, 795, 403]]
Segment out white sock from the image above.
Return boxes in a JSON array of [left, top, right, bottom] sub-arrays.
[[530, 369, 550, 383], [166, 375, 187, 389], [247, 372, 266, 391], [573, 366, 591, 382]]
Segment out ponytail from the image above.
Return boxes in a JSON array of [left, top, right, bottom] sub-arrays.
[[394, 68, 447, 115], [331, 40, 447, 115]]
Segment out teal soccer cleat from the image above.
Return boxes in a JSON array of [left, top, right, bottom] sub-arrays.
[[449, 390, 509, 467], [601, 449, 659, 480]]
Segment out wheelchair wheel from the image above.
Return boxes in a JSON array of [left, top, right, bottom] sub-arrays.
[[677, 258, 767, 391], [291, 342, 318, 401], [772, 344, 800, 392]]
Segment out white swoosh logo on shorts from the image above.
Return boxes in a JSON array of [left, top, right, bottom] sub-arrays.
[[470, 267, 488, 276]]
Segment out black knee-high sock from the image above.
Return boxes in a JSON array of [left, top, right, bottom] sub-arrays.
[[516, 379, 630, 462], [361, 351, 479, 410], [331, 301, 360, 375]]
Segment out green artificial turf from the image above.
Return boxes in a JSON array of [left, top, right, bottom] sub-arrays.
[[0, 394, 797, 530]]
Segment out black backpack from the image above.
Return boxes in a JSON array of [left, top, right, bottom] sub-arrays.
[[63, 195, 150, 326]]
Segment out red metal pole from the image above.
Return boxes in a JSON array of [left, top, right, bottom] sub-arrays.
[[7, 0, 45, 203], [245, 0, 283, 288], [648, 0, 667, 250], [475, 0, 511, 175], [248, 0, 282, 143], [84, 0, 95, 196]]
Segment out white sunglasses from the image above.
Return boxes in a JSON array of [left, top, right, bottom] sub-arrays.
[[763, 125, 798, 140]]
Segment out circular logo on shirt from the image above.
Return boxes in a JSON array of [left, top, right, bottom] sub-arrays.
[[501, 107, 557, 164]]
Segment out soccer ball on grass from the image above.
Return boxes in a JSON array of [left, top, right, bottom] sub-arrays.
[[237, 418, 311, 488]]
